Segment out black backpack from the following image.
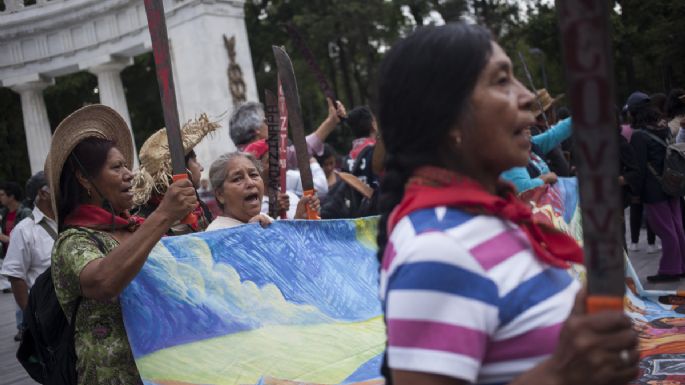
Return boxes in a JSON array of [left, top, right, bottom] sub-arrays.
[[639, 129, 685, 197], [17, 228, 105, 384]]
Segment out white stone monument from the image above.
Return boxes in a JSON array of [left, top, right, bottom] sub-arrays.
[[0, 0, 257, 174]]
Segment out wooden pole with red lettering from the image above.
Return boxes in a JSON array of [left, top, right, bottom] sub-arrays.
[[556, 0, 625, 312]]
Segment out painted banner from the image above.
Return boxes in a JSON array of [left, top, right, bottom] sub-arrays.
[[522, 178, 685, 384], [121, 219, 384, 385], [121, 177, 685, 384]]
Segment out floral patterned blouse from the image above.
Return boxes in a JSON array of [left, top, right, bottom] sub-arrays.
[[51, 227, 142, 385]]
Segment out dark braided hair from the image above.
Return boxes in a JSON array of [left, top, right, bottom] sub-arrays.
[[376, 23, 493, 264]]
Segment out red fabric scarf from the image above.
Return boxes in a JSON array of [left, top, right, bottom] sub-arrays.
[[64, 204, 144, 232], [388, 166, 583, 268]]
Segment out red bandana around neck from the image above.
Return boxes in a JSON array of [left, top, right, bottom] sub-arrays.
[[388, 166, 584, 268], [64, 204, 144, 232]]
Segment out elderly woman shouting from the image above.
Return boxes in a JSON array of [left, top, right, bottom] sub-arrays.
[[48, 105, 196, 384], [206, 152, 319, 230]]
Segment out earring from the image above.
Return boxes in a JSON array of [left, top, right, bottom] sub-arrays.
[[455, 134, 462, 146], [87, 188, 92, 198]]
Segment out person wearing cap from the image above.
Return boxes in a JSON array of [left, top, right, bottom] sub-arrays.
[[48, 105, 197, 384], [528, 89, 571, 177], [1, 171, 56, 342], [229, 98, 346, 173], [628, 91, 685, 283], [131, 114, 220, 235]]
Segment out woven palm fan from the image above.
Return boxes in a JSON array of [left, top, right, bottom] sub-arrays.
[[132, 114, 220, 206]]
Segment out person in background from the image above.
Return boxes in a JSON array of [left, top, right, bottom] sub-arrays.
[[206, 152, 318, 230], [529, 89, 571, 177], [376, 22, 638, 385], [229, 98, 346, 171], [650, 92, 669, 129], [315, 143, 341, 189], [131, 114, 220, 235], [624, 94, 659, 253], [344, 106, 378, 171], [629, 91, 685, 282], [665, 89, 685, 142], [243, 140, 297, 219], [500, 116, 572, 193], [1, 171, 56, 342], [0, 182, 33, 253], [0, 181, 32, 293], [49, 105, 197, 384], [618, 111, 641, 250]]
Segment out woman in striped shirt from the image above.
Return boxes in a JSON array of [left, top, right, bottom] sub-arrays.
[[376, 23, 638, 385]]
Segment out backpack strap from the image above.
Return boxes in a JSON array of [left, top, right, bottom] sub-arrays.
[[27, 212, 58, 241], [64, 227, 108, 325], [638, 129, 671, 148], [37, 221, 58, 241]]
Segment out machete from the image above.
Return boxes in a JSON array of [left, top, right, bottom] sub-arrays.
[[285, 23, 345, 122], [285, 23, 337, 102], [277, 78, 288, 219], [518, 51, 550, 129], [144, 0, 196, 224], [273, 45, 320, 220], [556, 0, 624, 312], [264, 89, 282, 219]]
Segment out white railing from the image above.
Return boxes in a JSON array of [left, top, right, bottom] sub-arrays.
[[1, 0, 64, 14]]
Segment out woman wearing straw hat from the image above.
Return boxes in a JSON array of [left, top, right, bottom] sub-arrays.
[[48, 105, 197, 384], [131, 114, 220, 235]]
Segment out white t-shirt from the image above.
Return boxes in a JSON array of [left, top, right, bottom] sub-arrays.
[[261, 190, 299, 219], [286, 161, 328, 198], [206, 216, 246, 231], [1, 207, 56, 286]]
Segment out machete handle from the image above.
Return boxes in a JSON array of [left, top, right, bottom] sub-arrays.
[[172, 173, 197, 225], [586, 295, 623, 314], [303, 189, 320, 220]]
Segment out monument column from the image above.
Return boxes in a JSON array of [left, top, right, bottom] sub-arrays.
[[11, 80, 53, 174], [89, 59, 139, 167]]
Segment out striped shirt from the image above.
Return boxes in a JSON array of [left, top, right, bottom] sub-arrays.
[[380, 207, 580, 384]]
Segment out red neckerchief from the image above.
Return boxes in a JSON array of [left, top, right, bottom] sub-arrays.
[[388, 166, 583, 268], [349, 137, 377, 159], [64, 204, 144, 232]]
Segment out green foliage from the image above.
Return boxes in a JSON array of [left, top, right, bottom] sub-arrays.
[[245, 0, 407, 152], [0, 88, 30, 183], [121, 53, 165, 151]]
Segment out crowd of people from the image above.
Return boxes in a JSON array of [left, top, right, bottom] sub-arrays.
[[5, 20, 685, 385]]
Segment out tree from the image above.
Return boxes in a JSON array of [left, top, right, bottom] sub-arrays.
[[245, 0, 407, 152]]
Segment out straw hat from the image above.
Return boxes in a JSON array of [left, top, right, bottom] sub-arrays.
[[131, 114, 220, 206], [531, 89, 565, 117], [46, 105, 134, 223]]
